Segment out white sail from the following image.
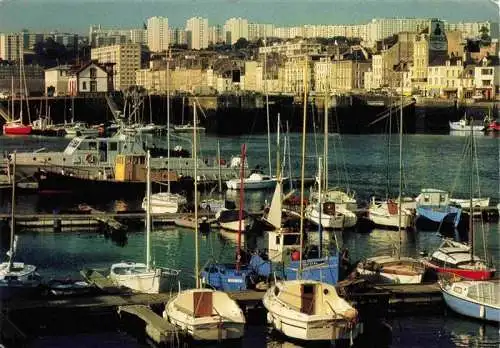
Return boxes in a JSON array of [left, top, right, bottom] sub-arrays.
[[265, 179, 282, 230]]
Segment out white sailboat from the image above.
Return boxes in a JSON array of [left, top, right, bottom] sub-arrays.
[[263, 66, 360, 342], [357, 86, 424, 284], [164, 101, 246, 341], [145, 60, 186, 214], [305, 95, 357, 230], [109, 151, 180, 293], [0, 152, 40, 299]]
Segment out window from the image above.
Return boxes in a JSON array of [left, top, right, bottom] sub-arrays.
[[82, 81, 87, 90], [90, 67, 97, 78], [90, 81, 97, 92]]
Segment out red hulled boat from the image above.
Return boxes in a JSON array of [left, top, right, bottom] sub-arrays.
[[3, 120, 32, 135], [420, 239, 496, 280], [485, 119, 500, 132]]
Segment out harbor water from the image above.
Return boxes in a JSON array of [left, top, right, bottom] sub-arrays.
[[0, 132, 499, 347]]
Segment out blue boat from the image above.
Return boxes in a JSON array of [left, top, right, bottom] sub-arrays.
[[284, 254, 340, 285], [416, 188, 461, 230], [441, 279, 499, 323]]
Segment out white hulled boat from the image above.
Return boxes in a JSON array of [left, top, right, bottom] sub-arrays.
[[64, 122, 99, 138], [144, 192, 187, 214], [164, 101, 245, 341], [226, 172, 281, 190], [367, 197, 415, 229], [440, 279, 499, 322], [165, 288, 245, 340], [263, 280, 360, 341], [109, 151, 180, 293]]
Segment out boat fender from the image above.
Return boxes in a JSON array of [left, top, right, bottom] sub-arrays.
[[274, 317, 282, 331], [266, 312, 273, 325], [85, 153, 96, 164]]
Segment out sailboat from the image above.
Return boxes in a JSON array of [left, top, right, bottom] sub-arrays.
[[2, 61, 32, 135], [164, 102, 246, 341], [109, 150, 180, 293], [367, 92, 415, 229], [263, 67, 360, 341], [146, 63, 186, 214], [200, 141, 226, 215], [305, 95, 357, 229], [422, 125, 495, 280], [0, 152, 40, 299], [357, 88, 425, 284]]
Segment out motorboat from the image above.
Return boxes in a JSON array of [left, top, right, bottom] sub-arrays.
[[310, 188, 358, 212], [305, 202, 357, 229], [164, 288, 245, 340], [449, 197, 490, 209], [215, 209, 252, 232], [420, 239, 495, 280], [367, 197, 416, 229], [415, 188, 461, 230], [449, 118, 485, 132], [440, 279, 499, 322], [226, 172, 279, 190], [173, 123, 206, 133], [263, 280, 360, 341], [64, 122, 99, 138], [356, 255, 425, 284], [144, 192, 187, 214]]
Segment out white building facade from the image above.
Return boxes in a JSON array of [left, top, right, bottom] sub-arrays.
[[224, 18, 249, 45], [186, 17, 209, 50], [147, 16, 169, 52]]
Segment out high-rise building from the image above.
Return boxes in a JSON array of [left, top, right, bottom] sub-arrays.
[[0, 33, 22, 62], [91, 43, 141, 91], [208, 25, 224, 45], [147, 16, 169, 52], [186, 17, 208, 50], [224, 17, 249, 45]]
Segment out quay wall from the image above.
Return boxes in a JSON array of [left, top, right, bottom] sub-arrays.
[[1, 94, 496, 134]]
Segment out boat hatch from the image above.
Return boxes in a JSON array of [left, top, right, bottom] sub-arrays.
[[301, 283, 316, 315], [193, 291, 213, 317], [452, 285, 463, 294]]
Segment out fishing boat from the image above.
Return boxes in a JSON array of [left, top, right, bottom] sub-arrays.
[[449, 114, 485, 132], [415, 188, 461, 230], [164, 102, 246, 340], [109, 151, 180, 293], [358, 88, 424, 284], [0, 153, 40, 299], [440, 279, 499, 323]]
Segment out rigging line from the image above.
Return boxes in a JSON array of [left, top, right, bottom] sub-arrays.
[[311, 98, 319, 160]]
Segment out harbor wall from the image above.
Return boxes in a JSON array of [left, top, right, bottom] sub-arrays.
[[0, 94, 496, 134]]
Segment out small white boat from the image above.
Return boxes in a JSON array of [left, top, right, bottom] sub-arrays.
[[356, 255, 425, 284], [305, 202, 357, 229], [173, 124, 206, 133], [441, 279, 499, 322], [164, 288, 245, 340], [144, 192, 187, 214], [0, 260, 41, 299], [310, 188, 358, 212], [263, 280, 360, 341], [449, 118, 485, 132], [200, 198, 225, 214], [367, 197, 416, 229], [449, 197, 490, 209], [226, 172, 280, 190], [109, 262, 179, 294], [64, 122, 99, 138], [215, 209, 252, 232]]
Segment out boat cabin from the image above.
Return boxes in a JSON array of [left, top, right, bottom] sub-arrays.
[[417, 188, 451, 207]]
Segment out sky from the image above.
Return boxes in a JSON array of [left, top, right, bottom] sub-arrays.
[[0, 0, 498, 34]]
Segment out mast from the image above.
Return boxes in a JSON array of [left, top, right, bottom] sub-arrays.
[[167, 49, 171, 193], [398, 75, 403, 257], [287, 121, 293, 192], [276, 113, 281, 179], [323, 94, 328, 191], [469, 116, 474, 258], [298, 58, 308, 278], [318, 156, 323, 257], [146, 150, 152, 269], [194, 102, 200, 288], [217, 140, 222, 193], [8, 152, 16, 271], [264, 38, 272, 177], [236, 144, 246, 272]]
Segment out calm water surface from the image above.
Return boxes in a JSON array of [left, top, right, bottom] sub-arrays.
[[0, 133, 498, 347]]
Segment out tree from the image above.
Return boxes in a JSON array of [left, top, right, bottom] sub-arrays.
[[479, 26, 491, 46], [234, 38, 249, 50]]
